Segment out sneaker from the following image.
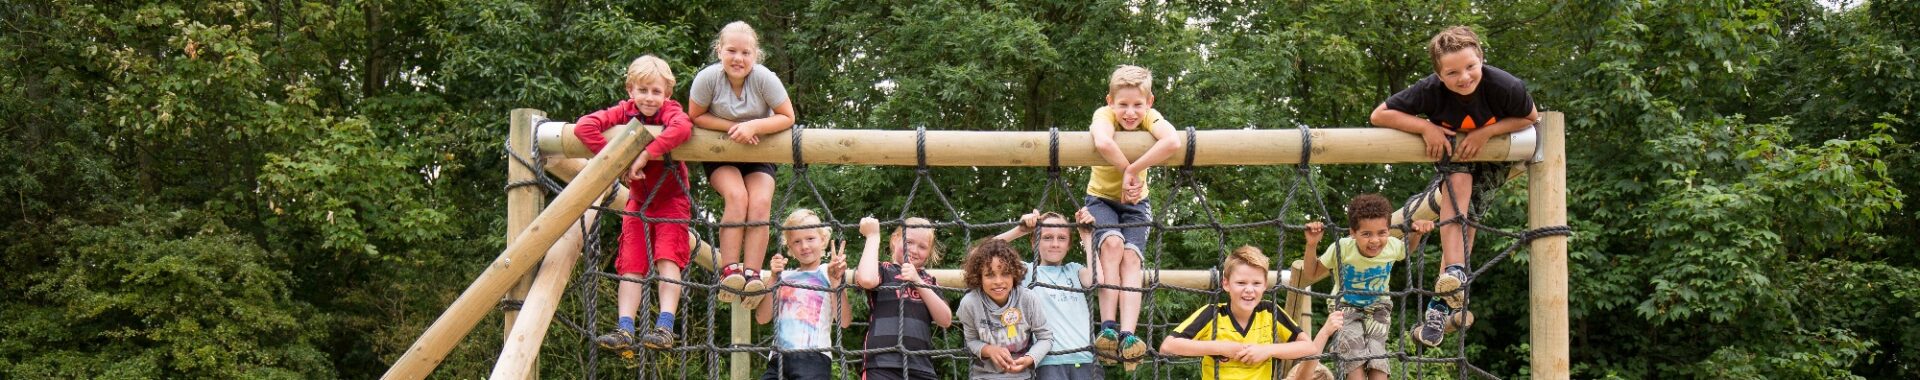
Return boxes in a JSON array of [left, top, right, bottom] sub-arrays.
[[639, 326, 677, 350], [1411, 307, 1448, 347], [594, 330, 637, 358], [1444, 309, 1475, 334], [741, 269, 769, 306], [1093, 327, 1120, 365], [1433, 265, 1470, 309], [717, 263, 747, 303], [1119, 334, 1148, 371]]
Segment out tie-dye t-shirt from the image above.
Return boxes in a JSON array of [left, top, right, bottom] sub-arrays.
[[773, 267, 836, 350]]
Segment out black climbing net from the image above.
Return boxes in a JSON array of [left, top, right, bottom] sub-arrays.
[[502, 121, 1573, 380]]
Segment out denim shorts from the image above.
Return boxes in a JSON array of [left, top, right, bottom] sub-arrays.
[[1084, 195, 1151, 260]]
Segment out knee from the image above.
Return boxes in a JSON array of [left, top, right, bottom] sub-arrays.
[[748, 192, 775, 213], [717, 186, 749, 204]]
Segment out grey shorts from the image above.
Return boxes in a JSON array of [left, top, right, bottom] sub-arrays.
[[1034, 362, 1104, 380], [1332, 302, 1392, 374], [1084, 195, 1150, 260]]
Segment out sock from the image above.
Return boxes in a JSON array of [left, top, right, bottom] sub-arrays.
[[1118, 330, 1135, 341], [1102, 320, 1119, 332], [1427, 298, 1452, 313], [617, 316, 636, 333], [1446, 263, 1468, 274], [655, 311, 677, 329]]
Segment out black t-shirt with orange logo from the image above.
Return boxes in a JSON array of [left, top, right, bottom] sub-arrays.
[[1384, 64, 1534, 133]]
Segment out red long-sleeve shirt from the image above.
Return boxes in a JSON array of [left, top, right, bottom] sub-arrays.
[[573, 99, 694, 211]]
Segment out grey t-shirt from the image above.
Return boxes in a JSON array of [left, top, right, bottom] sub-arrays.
[[957, 288, 1054, 380], [689, 63, 790, 122]]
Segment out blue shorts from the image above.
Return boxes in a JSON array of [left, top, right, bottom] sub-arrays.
[[1084, 195, 1151, 259]]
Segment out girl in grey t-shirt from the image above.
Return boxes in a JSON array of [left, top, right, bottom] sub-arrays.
[[688, 21, 797, 304]]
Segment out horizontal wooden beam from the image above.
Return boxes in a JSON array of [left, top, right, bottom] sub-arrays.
[[536, 121, 1540, 166]]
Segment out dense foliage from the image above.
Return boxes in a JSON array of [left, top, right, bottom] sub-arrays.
[[3, 0, 1913, 378]]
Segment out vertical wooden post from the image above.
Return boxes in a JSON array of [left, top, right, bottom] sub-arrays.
[[504, 109, 543, 380], [731, 305, 751, 380], [1527, 112, 1569, 379], [382, 117, 652, 380], [491, 208, 598, 380], [1279, 260, 1314, 373]]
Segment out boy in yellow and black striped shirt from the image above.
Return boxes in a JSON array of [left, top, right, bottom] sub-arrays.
[[1161, 246, 1341, 380]]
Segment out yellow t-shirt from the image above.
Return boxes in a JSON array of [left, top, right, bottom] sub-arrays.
[[1086, 106, 1167, 200], [1170, 301, 1304, 380]]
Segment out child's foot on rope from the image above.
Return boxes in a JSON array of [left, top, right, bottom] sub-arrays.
[[1119, 333, 1148, 371], [741, 268, 769, 306], [717, 263, 748, 303], [1093, 326, 1120, 365], [1412, 306, 1450, 347], [594, 330, 638, 358], [1434, 264, 1470, 309], [639, 326, 677, 350]]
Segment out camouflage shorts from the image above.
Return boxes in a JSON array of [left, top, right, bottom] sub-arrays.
[[1331, 302, 1393, 374]]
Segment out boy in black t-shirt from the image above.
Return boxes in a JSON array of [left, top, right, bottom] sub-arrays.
[[1368, 26, 1539, 348]]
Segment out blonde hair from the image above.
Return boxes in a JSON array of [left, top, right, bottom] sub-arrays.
[[625, 55, 675, 90], [1222, 245, 1270, 280], [711, 21, 763, 63], [781, 208, 830, 239], [890, 217, 943, 266], [1426, 26, 1484, 68], [1108, 65, 1153, 97]]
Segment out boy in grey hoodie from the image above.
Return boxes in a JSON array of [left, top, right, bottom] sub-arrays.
[[957, 239, 1055, 379]]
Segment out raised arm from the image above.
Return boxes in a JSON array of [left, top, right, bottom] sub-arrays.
[[993, 210, 1041, 242], [854, 217, 883, 290], [1076, 208, 1098, 285], [754, 253, 789, 324], [1298, 222, 1330, 284]]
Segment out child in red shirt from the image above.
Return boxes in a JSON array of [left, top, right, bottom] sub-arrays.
[[574, 55, 695, 356]]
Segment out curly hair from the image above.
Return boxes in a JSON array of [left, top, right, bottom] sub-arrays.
[[1426, 26, 1483, 68], [962, 238, 1026, 291], [1346, 193, 1393, 230]]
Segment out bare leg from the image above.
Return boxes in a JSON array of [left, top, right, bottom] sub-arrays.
[[618, 272, 644, 322], [1118, 249, 1144, 333], [655, 261, 682, 316], [1437, 172, 1474, 268], [710, 167, 749, 269], [742, 172, 777, 271], [1097, 236, 1126, 322]]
